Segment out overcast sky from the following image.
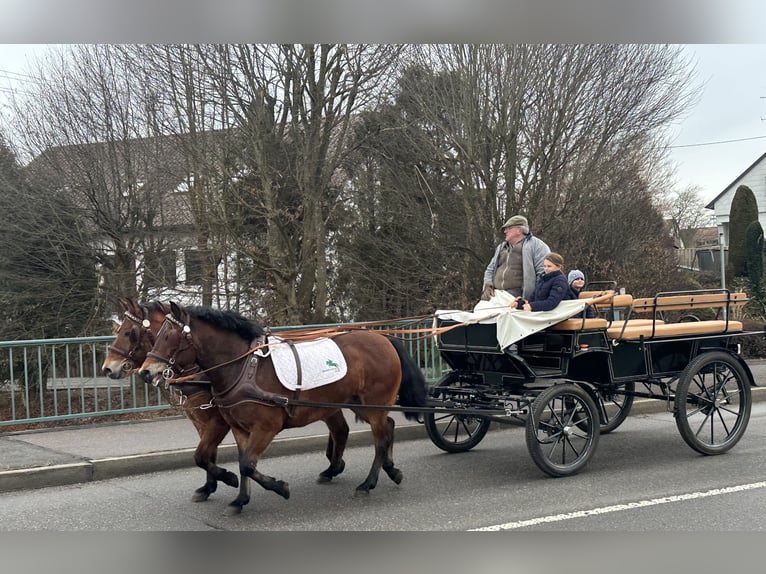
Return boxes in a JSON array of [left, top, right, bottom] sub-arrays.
[[2, 43, 766, 205]]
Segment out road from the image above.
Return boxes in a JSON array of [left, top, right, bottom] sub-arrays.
[[2, 403, 766, 531]]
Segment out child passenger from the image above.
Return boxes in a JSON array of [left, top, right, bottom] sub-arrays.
[[516, 252, 569, 312], [567, 269, 597, 318]]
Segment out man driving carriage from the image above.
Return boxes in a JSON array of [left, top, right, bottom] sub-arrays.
[[480, 214, 550, 302]]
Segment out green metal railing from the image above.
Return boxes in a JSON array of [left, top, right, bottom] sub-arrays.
[[0, 318, 447, 427]]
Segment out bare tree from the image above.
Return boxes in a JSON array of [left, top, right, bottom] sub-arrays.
[[662, 184, 715, 246], [192, 44, 403, 323], [387, 44, 699, 296], [4, 45, 177, 316]]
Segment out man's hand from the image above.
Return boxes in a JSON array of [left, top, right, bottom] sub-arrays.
[[480, 284, 495, 301]]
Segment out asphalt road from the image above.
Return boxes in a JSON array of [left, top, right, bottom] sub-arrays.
[[2, 399, 766, 531]]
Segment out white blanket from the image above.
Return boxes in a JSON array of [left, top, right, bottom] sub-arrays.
[[256, 337, 348, 390], [435, 291, 588, 349]]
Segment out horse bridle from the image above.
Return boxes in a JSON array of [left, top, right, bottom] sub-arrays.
[[146, 313, 199, 384], [107, 308, 156, 372]]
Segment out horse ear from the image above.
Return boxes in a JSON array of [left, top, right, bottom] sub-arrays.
[[118, 297, 131, 312], [128, 298, 143, 315], [169, 301, 184, 321]]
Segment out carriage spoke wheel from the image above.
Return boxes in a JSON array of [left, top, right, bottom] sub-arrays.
[[525, 383, 599, 477], [674, 351, 752, 455], [424, 376, 491, 453], [584, 382, 635, 434]]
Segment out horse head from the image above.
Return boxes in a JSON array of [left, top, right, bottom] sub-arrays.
[[139, 301, 200, 387], [101, 297, 160, 379], [139, 302, 264, 388]]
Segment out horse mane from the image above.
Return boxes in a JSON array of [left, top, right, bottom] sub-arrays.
[[186, 306, 266, 341]]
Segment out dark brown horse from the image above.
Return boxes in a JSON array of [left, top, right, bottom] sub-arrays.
[[139, 302, 428, 515], [101, 298, 244, 503]]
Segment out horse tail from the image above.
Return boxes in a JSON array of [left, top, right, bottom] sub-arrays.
[[386, 336, 428, 421]]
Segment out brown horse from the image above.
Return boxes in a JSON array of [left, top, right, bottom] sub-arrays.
[[139, 302, 428, 515], [102, 298, 353, 510], [101, 298, 244, 504]]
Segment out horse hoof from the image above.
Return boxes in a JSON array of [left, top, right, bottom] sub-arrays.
[[317, 475, 332, 484], [276, 481, 290, 499], [224, 473, 239, 488], [390, 470, 403, 485], [225, 504, 243, 516], [191, 491, 211, 503], [354, 487, 371, 497]]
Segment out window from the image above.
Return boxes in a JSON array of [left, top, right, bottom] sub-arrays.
[[184, 249, 211, 285], [144, 250, 177, 288], [175, 176, 194, 193]]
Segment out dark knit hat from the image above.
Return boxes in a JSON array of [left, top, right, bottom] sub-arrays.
[[567, 269, 585, 284]]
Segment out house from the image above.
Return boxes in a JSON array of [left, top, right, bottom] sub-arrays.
[[22, 131, 255, 315], [705, 151, 766, 247]]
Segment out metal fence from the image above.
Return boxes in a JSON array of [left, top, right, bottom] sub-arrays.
[[0, 318, 447, 427]]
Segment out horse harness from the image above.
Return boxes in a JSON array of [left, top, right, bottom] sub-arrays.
[[204, 334, 305, 417]]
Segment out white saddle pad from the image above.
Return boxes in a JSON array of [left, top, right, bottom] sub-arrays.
[[258, 337, 348, 391]]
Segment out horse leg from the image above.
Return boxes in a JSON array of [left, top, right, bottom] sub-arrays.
[[381, 416, 403, 484], [227, 429, 289, 515], [317, 410, 348, 483], [185, 404, 239, 502], [225, 427, 253, 515], [354, 412, 392, 495]]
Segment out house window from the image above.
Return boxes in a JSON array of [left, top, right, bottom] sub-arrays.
[[144, 250, 177, 288], [184, 249, 212, 285], [175, 176, 194, 193]]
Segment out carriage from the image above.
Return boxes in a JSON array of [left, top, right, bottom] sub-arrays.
[[114, 286, 761, 514], [423, 286, 760, 477]]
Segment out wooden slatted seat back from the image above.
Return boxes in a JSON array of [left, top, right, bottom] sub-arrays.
[[631, 292, 747, 313], [610, 290, 747, 340]]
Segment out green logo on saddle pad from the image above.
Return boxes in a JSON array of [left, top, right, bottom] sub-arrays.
[[325, 359, 340, 371]]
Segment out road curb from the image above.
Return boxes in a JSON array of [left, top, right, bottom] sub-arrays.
[[1, 386, 764, 494], [0, 423, 430, 493]]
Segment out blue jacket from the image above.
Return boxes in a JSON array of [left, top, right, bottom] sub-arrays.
[[528, 270, 569, 312]]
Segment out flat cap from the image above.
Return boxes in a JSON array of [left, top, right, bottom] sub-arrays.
[[502, 215, 528, 229]]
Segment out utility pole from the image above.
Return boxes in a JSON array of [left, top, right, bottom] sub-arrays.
[[719, 228, 727, 320]]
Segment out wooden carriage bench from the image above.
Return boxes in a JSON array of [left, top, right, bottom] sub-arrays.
[[550, 289, 747, 341], [609, 291, 747, 340], [551, 291, 655, 331]]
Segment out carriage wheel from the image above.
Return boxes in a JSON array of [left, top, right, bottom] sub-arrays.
[[591, 382, 635, 434], [424, 377, 491, 453], [674, 351, 752, 455], [525, 383, 599, 477]]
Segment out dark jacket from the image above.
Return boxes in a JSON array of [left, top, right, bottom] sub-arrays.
[[567, 286, 598, 318], [527, 270, 569, 312]]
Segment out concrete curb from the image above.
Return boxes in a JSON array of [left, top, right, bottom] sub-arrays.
[[2, 386, 764, 494], [0, 423, 429, 493]]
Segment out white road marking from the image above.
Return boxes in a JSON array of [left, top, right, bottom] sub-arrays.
[[470, 481, 766, 531]]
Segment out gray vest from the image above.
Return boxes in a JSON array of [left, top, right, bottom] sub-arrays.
[[493, 242, 523, 292]]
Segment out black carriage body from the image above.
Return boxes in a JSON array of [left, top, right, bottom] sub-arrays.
[[427, 293, 758, 477], [436, 318, 747, 387]]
